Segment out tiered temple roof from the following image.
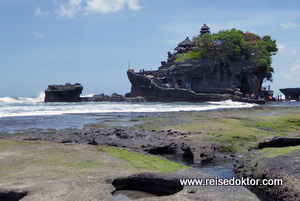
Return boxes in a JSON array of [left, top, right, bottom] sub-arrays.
[[200, 23, 211, 36]]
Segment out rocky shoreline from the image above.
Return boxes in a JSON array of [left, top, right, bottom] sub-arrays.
[[44, 82, 264, 104], [1, 106, 300, 200]]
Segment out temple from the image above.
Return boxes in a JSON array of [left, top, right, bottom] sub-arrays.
[[200, 23, 211, 36], [174, 37, 194, 53], [126, 24, 268, 104]]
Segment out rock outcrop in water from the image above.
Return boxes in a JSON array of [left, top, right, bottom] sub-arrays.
[[126, 24, 274, 104], [44, 84, 146, 103], [45, 83, 83, 102], [81, 93, 145, 102], [280, 88, 300, 100]]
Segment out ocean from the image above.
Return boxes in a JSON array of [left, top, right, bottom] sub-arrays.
[[0, 93, 298, 133]]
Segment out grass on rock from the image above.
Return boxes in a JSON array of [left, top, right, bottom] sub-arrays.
[[130, 108, 300, 155], [101, 146, 188, 173], [259, 146, 300, 158]]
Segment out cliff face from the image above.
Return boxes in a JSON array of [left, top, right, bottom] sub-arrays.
[[127, 58, 265, 103], [166, 59, 260, 95]]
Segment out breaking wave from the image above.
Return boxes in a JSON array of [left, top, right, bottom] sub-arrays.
[[0, 96, 256, 118], [0, 92, 45, 104]]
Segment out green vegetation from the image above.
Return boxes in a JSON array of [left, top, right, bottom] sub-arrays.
[[0, 139, 187, 185], [131, 108, 300, 155], [176, 29, 277, 82], [175, 51, 202, 62], [0, 140, 189, 200], [101, 146, 188, 173], [259, 146, 300, 158]]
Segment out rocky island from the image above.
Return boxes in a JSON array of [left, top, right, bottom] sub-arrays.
[[127, 24, 277, 104], [44, 83, 83, 102], [44, 83, 145, 103], [280, 88, 300, 100]]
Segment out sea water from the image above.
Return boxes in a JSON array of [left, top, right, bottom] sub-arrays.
[[0, 93, 257, 133]]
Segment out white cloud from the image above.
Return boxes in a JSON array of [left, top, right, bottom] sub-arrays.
[[35, 7, 49, 16], [54, 0, 141, 18], [85, 0, 141, 14], [277, 43, 286, 54], [291, 49, 298, 55], [280, 21, 299, 29], [56, 0, 82, 18], [276, 43, 298, 55], [33, 31, 45, 38], [281, 60, 300, 85], [291, 60, 300, 72]]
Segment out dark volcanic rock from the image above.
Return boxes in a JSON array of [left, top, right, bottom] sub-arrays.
[[127, 70, 265, 104], [0, 189, 28, 201], [280, 88, 300, 100], [44, 83, 83, 102], [234, 148, 300, 201], [258, 137, 300, 149], [82, 93, 145, 102], [21, 127, 234, 166], [112, 172, 183, 196]]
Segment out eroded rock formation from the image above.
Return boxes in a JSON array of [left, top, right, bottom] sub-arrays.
[[127, 58, 265, 104], [45, 83, 83, 102]]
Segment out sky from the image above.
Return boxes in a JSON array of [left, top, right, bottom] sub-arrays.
[[1, 0, 300, 97]]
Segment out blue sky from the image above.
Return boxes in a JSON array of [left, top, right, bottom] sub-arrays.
[[1, 0, 300, 97]]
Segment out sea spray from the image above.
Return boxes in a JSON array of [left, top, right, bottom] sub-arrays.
[[0, 96, 256, 118]]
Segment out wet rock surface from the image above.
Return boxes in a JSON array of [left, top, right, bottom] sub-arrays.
[[20, 127, 234, 166], [258, 137, 300, 149], [0, 189, 28, 201], [110, 171, 260, 201], [5, 107, 300, 200], [82, 93, 146, 102], [0, 138, 260, 201], [235, 146, 300, 201], [111, 172, 183, 196]]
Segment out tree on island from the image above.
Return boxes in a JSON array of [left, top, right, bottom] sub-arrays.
[[175, 29, 278, 88]]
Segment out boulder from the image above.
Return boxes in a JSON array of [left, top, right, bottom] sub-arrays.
[[258, 137, 300, 149], [234, 147, 300, 201], [44, 83, 83, 102]]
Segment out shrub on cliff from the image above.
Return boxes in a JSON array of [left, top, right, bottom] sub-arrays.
[[176, 29, 278, 81]]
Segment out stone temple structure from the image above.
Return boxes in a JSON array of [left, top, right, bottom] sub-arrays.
[[126, 24, 266, 104]]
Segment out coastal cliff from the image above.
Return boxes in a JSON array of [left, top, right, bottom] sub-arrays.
[[127, 70, 263, 104], [126, 24, 277, 103], [127, 57, 266, 104]]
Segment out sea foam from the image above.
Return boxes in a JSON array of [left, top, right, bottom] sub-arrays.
[[0, 94, 256, 118]]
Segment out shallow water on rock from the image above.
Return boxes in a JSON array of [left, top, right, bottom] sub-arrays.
[[162, 154, 235, 179], [194, 163, 236, 179]]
